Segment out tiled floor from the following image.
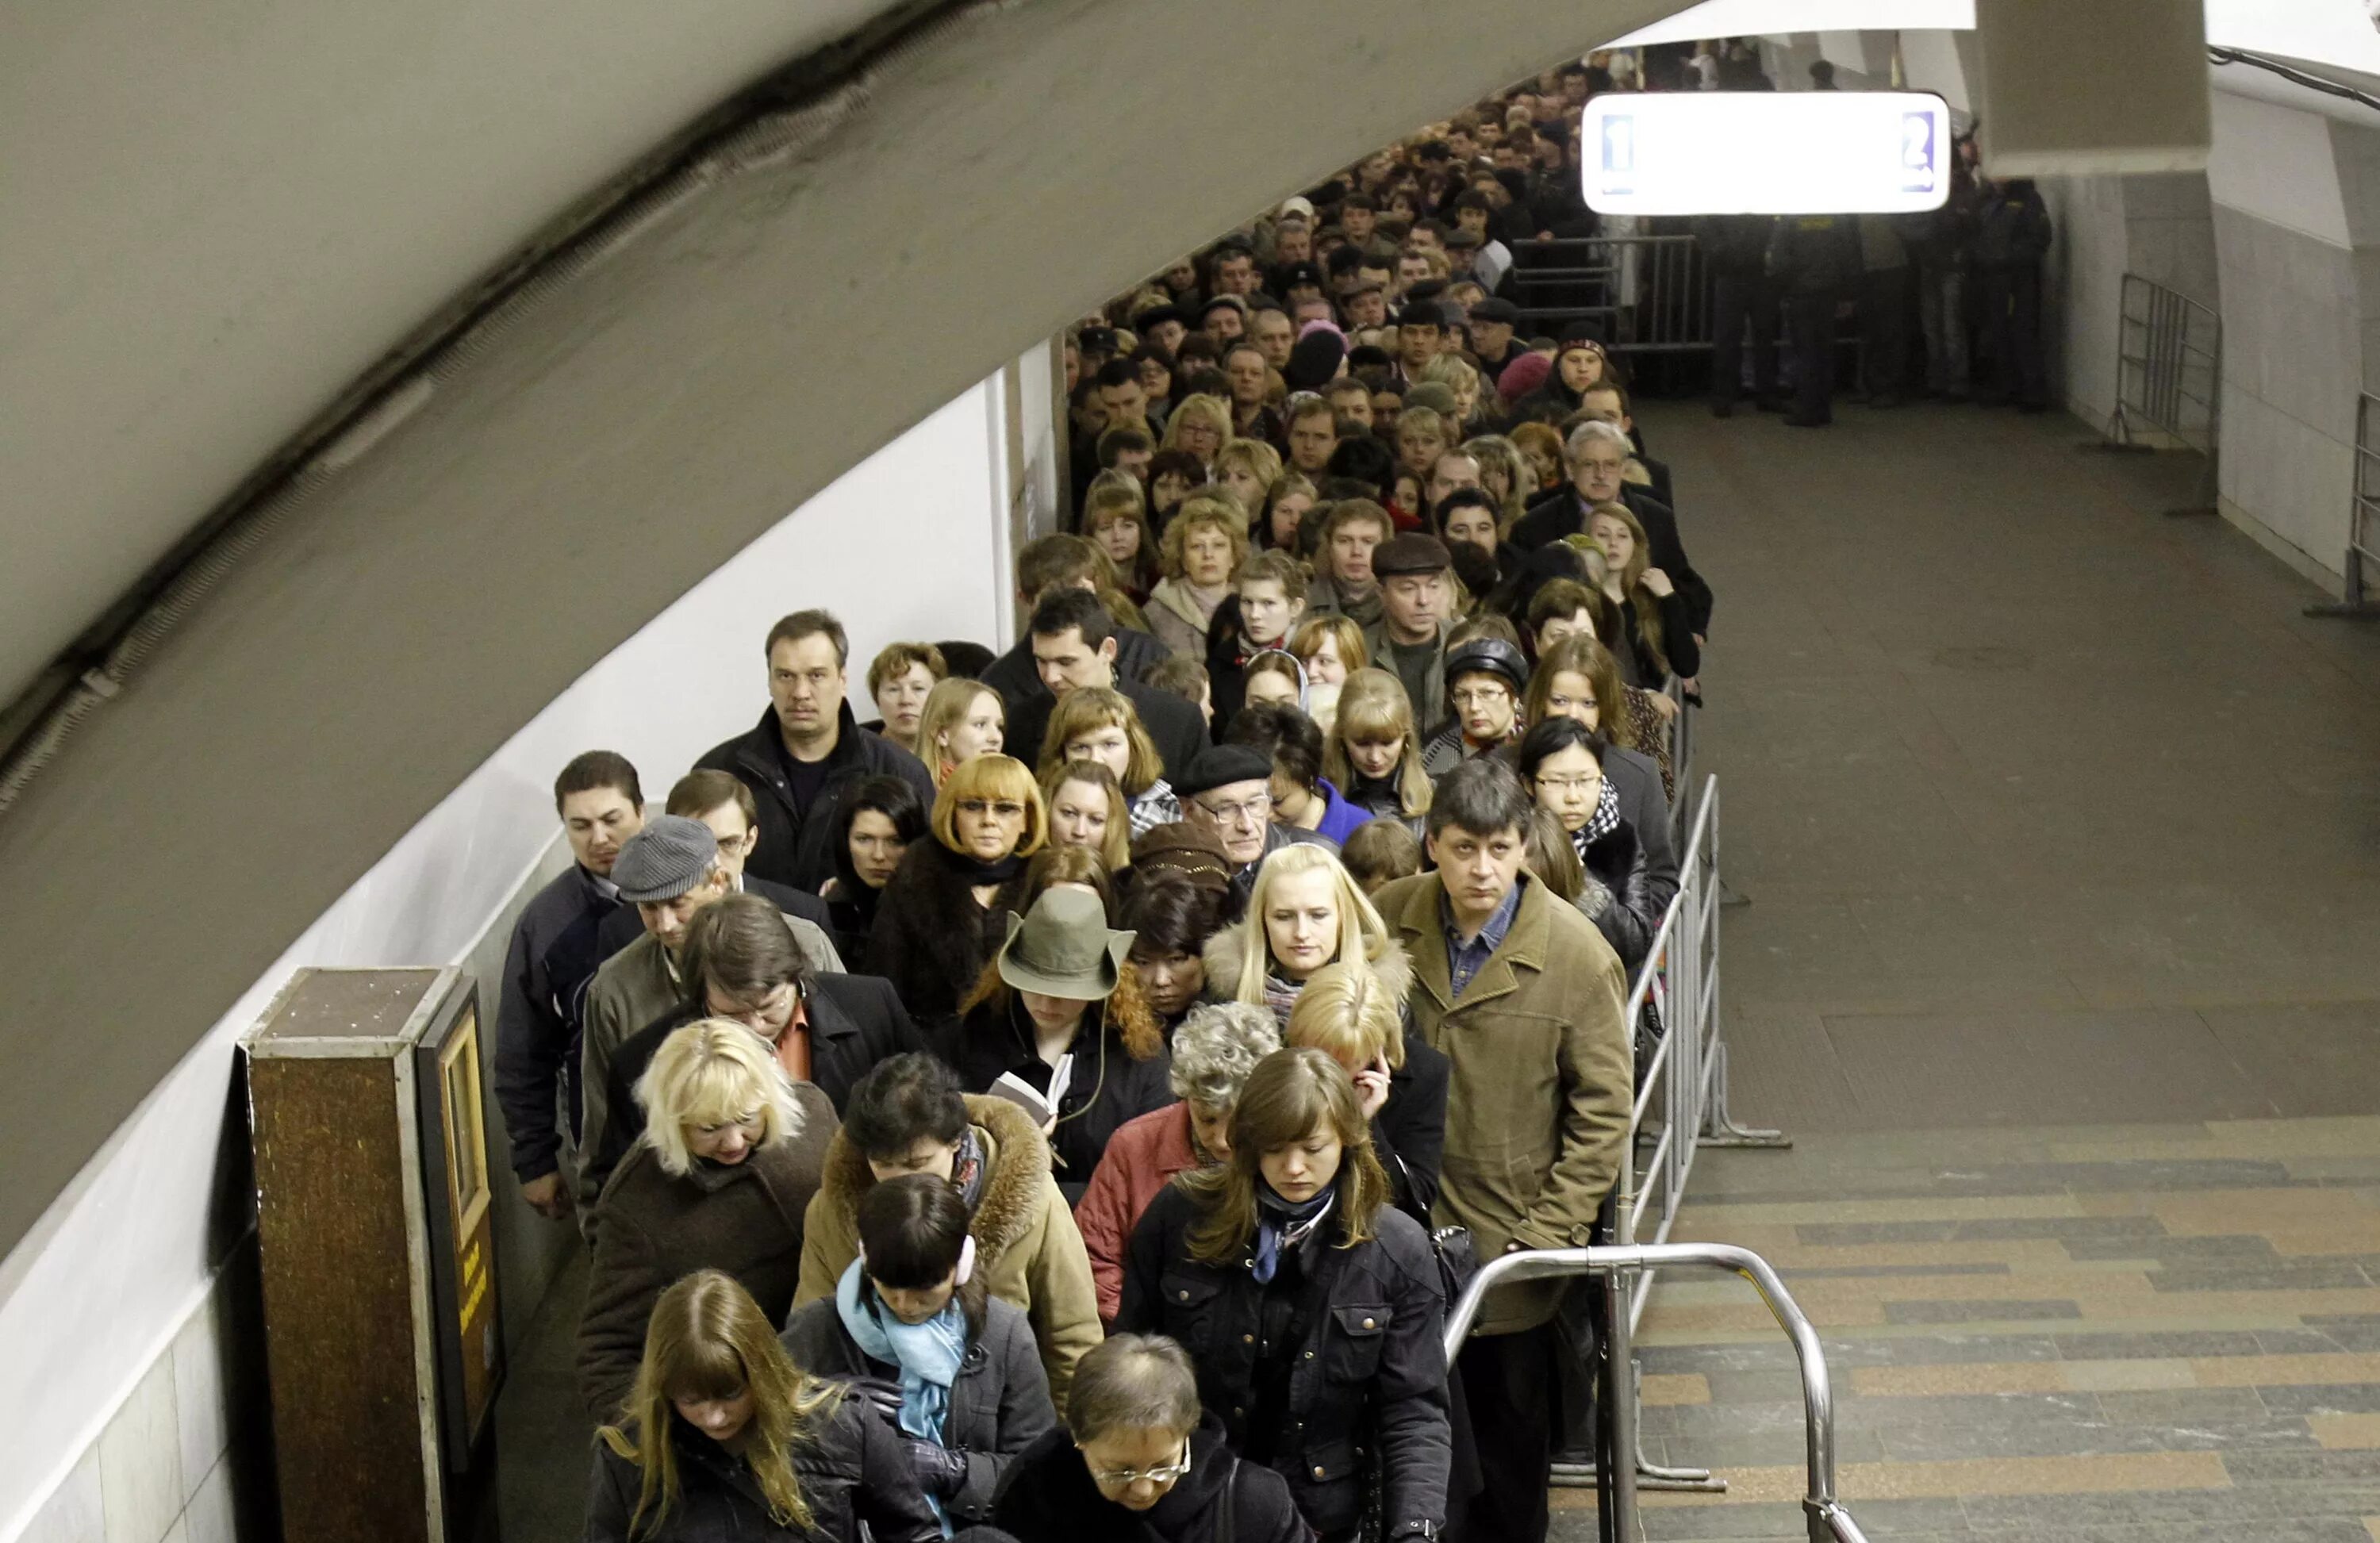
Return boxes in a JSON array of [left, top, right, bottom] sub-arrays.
[[1552, 398, 2380, 1541]]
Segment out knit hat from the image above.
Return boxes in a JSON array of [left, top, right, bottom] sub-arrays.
[[1372, 533, 1453, 578], [610, 816, 720, 904], [1560, 320, 1607, 351], [996, 887, 1134, 1001], [1403, 382, 1461, 419], [1497, 351, 1553, 403], [1130, 822, 1233, 893], [1443, 638, 1531, 699], [1175, 744, 1275, 798], [1285, 329, 1348, 392]]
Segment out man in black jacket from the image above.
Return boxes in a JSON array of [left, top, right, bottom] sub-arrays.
[[494, 750, 646, 1219], [1508, 421, 1714, 639], [1768, 211, 1864, 427], [977, 534, 1168, 711], [1577, 381, 1674, 510], [693, 610, 935, 894], [1003, 589, 1208, 777], [583, 892, 918, 1197]]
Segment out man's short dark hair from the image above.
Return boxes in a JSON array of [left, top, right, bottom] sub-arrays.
[[681, 891, 808, 1004], [1436, 486, 1499, 523], [1119, 869, 1229, 961], [935, 639, 996, 679], [1223, 702, 1323, 793], [554, 750, 642, 816], [1325, 246, 1365, 279], [1427, 758, 1534, 840], [1453, 190, 1493, 216], [1326, 436, 1397, 497], [764, 609, 848, 667], [1096, 424, 1154, 466], [1342, 191, 1379, 213], [844, 1054, 970, 1160], [1096, 358, 1138, 390], [1029, 585, 1117, 650], [667, 768, 757, 828], [1224, 340, 1267, 365], [1145, 654, 1209, 704]]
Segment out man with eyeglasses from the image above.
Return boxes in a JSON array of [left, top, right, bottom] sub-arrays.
[[695, 609, 935, 893], [1421, 638, 1528, 778], [1175, 744, 1335, 912]]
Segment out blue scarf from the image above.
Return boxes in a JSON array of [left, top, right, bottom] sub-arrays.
[[1251, 1182, 1337, 1284], [836, 1259, 969, 1534]]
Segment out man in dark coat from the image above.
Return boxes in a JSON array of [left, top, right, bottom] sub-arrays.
[[592, 768, 835, 958], [1508, 420, 1714, 639], [693, 610, 935, 894], [1767, 211, 1864, 427], [1695, 213, 1782, 414], [1971, 177, 2055, 411], [978, 535, 1170, 712], [1002, 589, 1208, 777], [495, 751, 647, 1219]]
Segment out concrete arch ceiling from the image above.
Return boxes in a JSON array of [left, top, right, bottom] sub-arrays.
[[0, 0, 1675, 1260]]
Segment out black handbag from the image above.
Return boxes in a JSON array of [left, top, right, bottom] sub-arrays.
[[1428, 1223, 1481, 1307]]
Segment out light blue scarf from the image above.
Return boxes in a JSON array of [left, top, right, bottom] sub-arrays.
[[835, 1258, 968, 1533]]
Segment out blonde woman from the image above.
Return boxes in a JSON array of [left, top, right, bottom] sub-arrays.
[[576, 1021, 837, 1422], [1420, 352, 1484, 432], [1203, 843, 1411, 1027], [1322, 668, 1433, 828], [913, 677, 1004, 789], [1587, 499, 1699, 684], [1214, 438, 1283, 522], [1042, 684, 1180, 835], [1461, 433, 1534, 530], [864, 754, 1047, 1024], [588, 1269, 939, 1541], [1146, 494, 1249, 657], [1040, 757, 1133, 873], [1159, 392, 1232, 472], [1284, 961, 1450, 1223]]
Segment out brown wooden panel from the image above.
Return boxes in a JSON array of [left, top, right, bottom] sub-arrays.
[[251, 1054, 427, 1542]]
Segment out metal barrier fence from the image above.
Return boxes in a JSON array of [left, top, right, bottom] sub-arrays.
[[2305, 391, 2380, 620], [1444, 1242, 1869, 1543], [1665, 677, 1695, 851], [2099, 272, 2221, 516], [1507, 235, 1711, 354]]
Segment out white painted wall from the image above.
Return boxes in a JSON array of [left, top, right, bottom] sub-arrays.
[[0, 356, 1040, 1541], [2206, 90, 2353, 245]]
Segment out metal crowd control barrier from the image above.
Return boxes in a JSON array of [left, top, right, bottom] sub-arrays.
[[2305, 391, 2380, 620], [1508, 235, 1710, 354], [1541, 777, 1788, 1499], [1664, 677, 1695, 851], [1444, 1243, 1868, 1543], [2098, 272, 2221, 516]]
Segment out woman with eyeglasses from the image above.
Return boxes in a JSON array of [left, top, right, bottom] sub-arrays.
[[1516, 716, 1666, 976], [865, 754, 1046, 1029], [993, 1334, 1313, 1541], [1114, 1049, 1450, 1543]]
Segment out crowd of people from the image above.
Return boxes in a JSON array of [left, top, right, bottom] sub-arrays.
[[501, 51, 1768, 1543]]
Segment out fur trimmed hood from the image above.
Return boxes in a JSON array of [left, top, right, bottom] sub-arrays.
[[814, 1093, 1054, 1270], [1202, 921, 1415, 1012]]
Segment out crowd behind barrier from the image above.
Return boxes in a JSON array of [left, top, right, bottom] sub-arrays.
[[478, 41, 2025, 1543]]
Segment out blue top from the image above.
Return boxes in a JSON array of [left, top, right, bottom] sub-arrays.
[[1311, 778, 1374, 848]]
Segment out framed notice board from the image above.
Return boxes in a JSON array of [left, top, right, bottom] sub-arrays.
[[417, 985, 503, 1469]]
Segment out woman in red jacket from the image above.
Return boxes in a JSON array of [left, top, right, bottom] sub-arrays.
[[1073, 1001, 1279, 1323]]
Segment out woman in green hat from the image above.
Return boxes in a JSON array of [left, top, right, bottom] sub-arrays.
[[938, 886, 1172, 1206]]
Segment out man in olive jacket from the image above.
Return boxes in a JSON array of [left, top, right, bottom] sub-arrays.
[[1371, 758, 1632, 1543]]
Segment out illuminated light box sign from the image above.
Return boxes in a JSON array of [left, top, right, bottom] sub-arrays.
[[1583, 91, 1953, 215]]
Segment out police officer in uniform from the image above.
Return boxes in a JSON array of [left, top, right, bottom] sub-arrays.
[[1767, 213, 1863, 428]]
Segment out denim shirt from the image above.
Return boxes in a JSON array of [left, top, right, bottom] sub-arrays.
[[1441, 874, 1526, 1000]]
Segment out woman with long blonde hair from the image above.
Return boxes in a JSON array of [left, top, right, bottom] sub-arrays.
[[1114, 1049, 1451, 1542], [1202, 843, 1410, 1027], [1586, 499, 1699, 685], [1322, 668, 1433, 827], [913, 677, 1004, 789], [588, 1269, 939, 1541]]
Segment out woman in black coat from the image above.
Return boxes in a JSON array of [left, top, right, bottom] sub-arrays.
[[1116, 1049, 1450, 1543], [992, 1334, 1312, 1543], [936, 887, 1173, 1204], [1518, 717, 1668, 977], [816, 773, 927, 963], [864, 755, 1045, 1031], [586, 1269, 939, 1543]]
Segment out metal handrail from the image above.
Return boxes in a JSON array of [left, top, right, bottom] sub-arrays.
[[2306, 391, 2380, 620], [2102, 271, 2221, 516], [1443, 1242, 1869, 1543]]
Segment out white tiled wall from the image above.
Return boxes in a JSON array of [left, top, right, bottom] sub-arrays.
[[22, 1253, 260, 1543]]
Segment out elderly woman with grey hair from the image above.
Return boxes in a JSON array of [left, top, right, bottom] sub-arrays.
[[1072, 1002, 1280, 1324]]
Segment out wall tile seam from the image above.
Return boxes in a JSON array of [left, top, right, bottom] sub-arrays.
[[4, 1259, 236, 1543]]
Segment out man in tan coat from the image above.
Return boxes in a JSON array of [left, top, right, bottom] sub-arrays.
[[795, 1054, 1101, 1415], [1372, 758, 1632, 1543]]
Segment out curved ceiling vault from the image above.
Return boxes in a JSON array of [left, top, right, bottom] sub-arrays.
[[0, 0, 1677, 1261]]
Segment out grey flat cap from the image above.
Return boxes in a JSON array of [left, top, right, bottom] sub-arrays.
[[610, 814, 719, 903]]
